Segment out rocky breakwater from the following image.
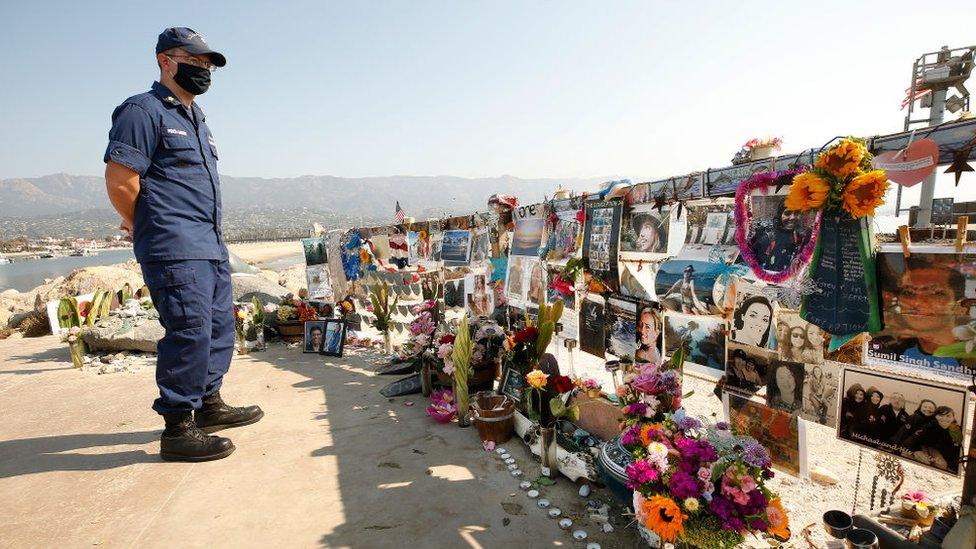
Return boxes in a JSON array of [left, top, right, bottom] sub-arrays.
[[82, 298, 163, 353]]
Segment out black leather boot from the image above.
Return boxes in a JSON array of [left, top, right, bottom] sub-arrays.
[[194, 391, 264, 433], [160, 412, 235, 462]]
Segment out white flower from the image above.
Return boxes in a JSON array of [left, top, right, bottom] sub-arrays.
[[67, 335, 77, 343], [443, 359, 455, 375], [952, 322, 976, 353]]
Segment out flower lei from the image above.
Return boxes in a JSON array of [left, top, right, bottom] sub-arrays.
[[734, 168, 821, 284]]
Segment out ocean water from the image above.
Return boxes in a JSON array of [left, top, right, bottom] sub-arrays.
[[0, 249, 136, 292]]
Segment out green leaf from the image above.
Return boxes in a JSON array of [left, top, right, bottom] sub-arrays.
[[535, 476, 556, 486]]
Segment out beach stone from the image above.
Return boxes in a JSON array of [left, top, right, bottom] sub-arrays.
[[231, 273, 289, 305], [578, 484, 591, 498], [81, 312, 163, 353], [810, 466, 839, 486], [7, 311, 33, 329]]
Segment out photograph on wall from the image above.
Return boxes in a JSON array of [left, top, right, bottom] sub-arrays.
[[742, 191, 818, 273], [321, 319, 346, 357], [370, 233, 391, 264], [464, 273, 495, 318], [545, 265, 579, 340], [765, 359, 805, 413], [444, 279, 464, 309], [303, 320, 326, 353], [441, 229, 472, 266], [824, 333, 866, 365], [302, 236, 328, 266], [407, 231, 426, 264], [526, 259, 545, 306], [867, 249, 976, 382], [579, 297, 607, 359], [582, 200, 622, 293], [420, 272, 443, 301], [546, 197, 582, 261], [663, 312, 726, 380], [775, 310, 824, 364], [511, 204, 547, 257], [655, 259, 731, 315], [726, 393, 804, 477], [729, 282, 774, 349], [306, 265, 334, 301], [605, 295, 639, 361], [681, 201, 738, 262], [505, 255, 527, 305], [619, 261, 656, 302], [838, 367, 967, 476], [726, 342, 772, 395], [429, 231, 443, 262], [619, 204, 670, 259], [801, 360, 840, 427], [636, 303, 663, 365], [470, 227, 490, 264]]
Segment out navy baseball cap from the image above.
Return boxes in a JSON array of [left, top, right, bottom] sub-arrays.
[[156, 27, 226, 67]]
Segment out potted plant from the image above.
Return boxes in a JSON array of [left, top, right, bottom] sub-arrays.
[[276, 296, 318, 342]]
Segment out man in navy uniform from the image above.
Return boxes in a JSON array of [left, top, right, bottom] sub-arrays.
[[104, 28, 263, 462]]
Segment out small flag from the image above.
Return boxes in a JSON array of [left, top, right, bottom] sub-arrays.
[[395, 201, 406, 223]]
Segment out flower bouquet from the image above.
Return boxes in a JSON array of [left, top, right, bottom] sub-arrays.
[[617, 362, 684, 427], [523, 370, 579, 476], [623, 414, 790, 547], [234, 302, 254, 354], [60, 326, 86, 369], [502, 299, 563, 371], [369, 281, 400, 354], [786, 137, 888, 335], [732, 136, 783, 164], [276, 295, 319, 342], [400, 299, 438, 370], [576, 377, 603, 399]]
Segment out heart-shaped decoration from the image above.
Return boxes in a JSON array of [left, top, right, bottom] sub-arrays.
[[872, 138, 938, 187]]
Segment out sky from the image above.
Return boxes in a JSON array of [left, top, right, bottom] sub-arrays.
[[1, 1, 975, 211]]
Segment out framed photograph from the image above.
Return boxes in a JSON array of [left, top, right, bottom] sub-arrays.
[[663, 312, 726, 380], [441, 229, 472, 266], [729, 282, 774, 349], [867, 249, 976, 382], [774, 310, 823, 364], [726, 342, 772, 395], [655, 258, 732, 316], [838, 367, 967, 476], [579, 296, 607, 359], [605, 295, 639, 361], [741, 191, 817, 275], [765, 359, 804, 413], [725, 392, 806, 477], [498, 365, 525, 403], [619, 204, 670, 259], [443, 279, 464, 309], [464, 273, 495, 318], [303, 320, 326, 354], [636, 303, 663, 365], [801, 360, 840, 428], [302, 236, 327, 266], [321, 319, 346, 357]]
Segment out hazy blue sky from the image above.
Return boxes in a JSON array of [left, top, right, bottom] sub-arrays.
[[1, 1, 975, 209]]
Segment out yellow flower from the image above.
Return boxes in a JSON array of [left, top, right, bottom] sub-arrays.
[[815, 139, 865, 179], [682, 497, 699, 512], [525, 369, 548, 389], [842, 170, 889, 218], [785, 172, 830, 211], [766, 497, 790, 540], [642, 495, 686, 542]]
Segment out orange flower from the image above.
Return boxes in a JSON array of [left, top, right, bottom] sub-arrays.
[[785, 172, 830, 211], [815, 139, 865, 179], [765, 498, 791, 540], [525, 369, 548, 389], [842, 170, 889, 218], [641, 495, 686, 542]]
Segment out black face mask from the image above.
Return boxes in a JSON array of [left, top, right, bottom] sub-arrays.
[[173, 63, 211, 95]]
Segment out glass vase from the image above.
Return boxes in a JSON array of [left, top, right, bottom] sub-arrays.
[[383, 331, 393, 355], [68, 340, 86, 369], [540, 425, 557, 477]]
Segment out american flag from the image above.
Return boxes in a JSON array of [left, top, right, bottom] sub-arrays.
[[901, 78, 932, 109], [394, 201, 406, 223]]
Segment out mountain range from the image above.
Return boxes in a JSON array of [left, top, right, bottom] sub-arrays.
[[0, 173, 608, 239]]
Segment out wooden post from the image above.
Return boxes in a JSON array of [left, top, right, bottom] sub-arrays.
[[956, 216, 969, 253], [898, 225, 911, 258]]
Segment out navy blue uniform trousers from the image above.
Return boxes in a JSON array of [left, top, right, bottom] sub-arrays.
[[141, 259, 235, 414]]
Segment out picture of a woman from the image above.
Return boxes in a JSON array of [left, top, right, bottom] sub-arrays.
[[781, 325, 818, 363], [766, 361, 803, 412], [839, 383, 865, 438], [466, 275, 493, 318], [636, 306, 662, 365], [802, 363, 836, 425], [902, 406, 962, 472], [664, 265, 707, 314], [893, 399, 937, 445], [527, 261, 544, 305], [853, 387, 884, 440], [731, 294, 772, 347], [628, 212, 666, 253]]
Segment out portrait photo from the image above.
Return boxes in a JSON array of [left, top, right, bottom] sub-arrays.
[[464, 273, 494, 318], [743, 193, 817, 274], [605, 296, 639, 361], [441, 229, 472, 266], [635, 303, 663, 365], [470, 228, 490, 263], [303, 320, 326, 354], [867, 250, 976, 382], [800, 360, 840, 428], [526, 259, 545, 306], [656, 259, 731, 315], [302, 236, 327, 266], [546, 198, 582, 260], [505, 255, 526, 303], [765, 359, 804, 413], [619, 204, 669, 259], [775, 310, 824, 364], [726, 342, 772, 395], [730, 283, 773, 349], [838, 367, 968, 476], [663, 312, 726, 380], [726, 393, 803, 477], [321, 319, 346, 357]]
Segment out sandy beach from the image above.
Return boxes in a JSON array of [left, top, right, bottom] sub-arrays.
[[228, 240, 304, 265]]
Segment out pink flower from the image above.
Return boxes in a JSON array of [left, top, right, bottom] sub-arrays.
[[740, 475, 757, 493], [633, 492, 648, 524], [902, 490, 929, 503], [437, 343, 454, 359], [697, 466, 712, 483], [442, 359, 455, 375]]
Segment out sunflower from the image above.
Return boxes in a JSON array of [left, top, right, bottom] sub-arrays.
[[842, 169, 889, 218], [785, 172, 830, 211], [641, 495, 687, 542], [815, 139, 866, 179], [765, 497, 791, 540]]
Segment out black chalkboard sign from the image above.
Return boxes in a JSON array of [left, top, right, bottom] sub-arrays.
[[802, 215, 874, 334], [579, 297, 607, 358]]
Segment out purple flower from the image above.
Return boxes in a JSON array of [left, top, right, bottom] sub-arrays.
[[620, 425, 641, 447], [743, 441, 772, 468], [709, 494, 735, 521], [626, 459, 659, 489], [623, 402, 648, 417], [716, 421, 730, 430], [749, 518, 769, 531], [744, 488, 769, 515], [668, 470, 700, 500], [677, 415, 702, 431]]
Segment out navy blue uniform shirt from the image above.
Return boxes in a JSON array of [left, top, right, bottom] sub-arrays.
[[104, 81, 227, 262]]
